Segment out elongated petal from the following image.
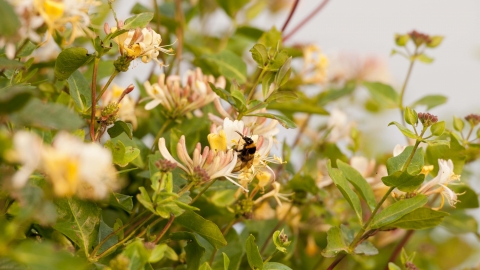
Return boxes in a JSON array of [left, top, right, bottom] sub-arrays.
[[158, 138, 187, 172]]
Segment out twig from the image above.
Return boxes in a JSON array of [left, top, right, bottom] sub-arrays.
[[90, 58, 100, 141], [283, 0, 331, 42], [384, 230, 414, 269], [281, 0, 300, 32], [154, 213, 175, 244]]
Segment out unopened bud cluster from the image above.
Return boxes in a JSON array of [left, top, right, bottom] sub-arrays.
[[235, 199, 254, 219], [395, 30, 443, 48], [101, 102, 119, 125], [418, 112, 438, 127], [155, 159, 177, 172], [192, 166, 209, 183], [465, 114, 480, 126]]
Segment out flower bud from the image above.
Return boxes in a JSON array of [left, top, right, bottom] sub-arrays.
[[155, 159, 177, 172], [465, 114, 480, 127], [408, 30, 431, 47], [418, 112, 438, 127]]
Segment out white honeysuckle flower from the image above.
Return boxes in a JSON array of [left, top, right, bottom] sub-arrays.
[[112, 27, 173, 65], [417, 159, 461, 209], [254, 182, 294, 207], [327, 108, 353, 143], [10, 131, 118, 199], [102, 84, 138, 129], [158, 136, 244, 190], [144, 68, 221, 117], [11, 131, 44, 188]]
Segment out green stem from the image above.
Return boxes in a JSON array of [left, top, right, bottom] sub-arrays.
[[191, 178, 217, 204], [151, 118, 173, 152], [90, 57, 100, 141], [96, 70, 120, 103], [326, 132, 426, 269], [178, 182, 195, 196], [264, 250, 279, 263], [399, 48, 417, 125], [93, 214, 154, 260], [246, 68, 267, 104]]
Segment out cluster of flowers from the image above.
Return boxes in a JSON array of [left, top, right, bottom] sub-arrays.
[[10, 131, 117, 200]]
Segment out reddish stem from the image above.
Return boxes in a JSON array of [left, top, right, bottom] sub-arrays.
[[283, 0, 331, 42], [281, 0, 300, 32], [154, 213, 175, 244]]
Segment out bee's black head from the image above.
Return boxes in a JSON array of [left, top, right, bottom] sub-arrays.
[[235, 131, 254, 145]]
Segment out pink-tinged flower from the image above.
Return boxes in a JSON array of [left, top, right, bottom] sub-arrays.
[[10, 131, 44, 188], [328, 52, 391, 85], [158, 136, 243, 190], [144, 68, 224, 117], [417, 159, 461, 209], [112, 26, 173, 65]]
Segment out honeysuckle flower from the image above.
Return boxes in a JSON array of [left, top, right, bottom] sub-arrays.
[[302, 44, 329, 84], [252, 201, 276, 220], [10, 131, 118, 199], [158, 136, 244, 190], [207, 118, 283, 192], [102, 84, 138, 129], [328, 52, 391, 85], [111, 26, 173, 66], [327, 108, 354, 143], [35, 0, 99, 45], [417, 159, 462, 209], [144, 68, 223, 117], [254, 182, 293, 207]]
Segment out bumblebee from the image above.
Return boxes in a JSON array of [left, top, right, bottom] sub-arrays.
[[233, 131, 257, 171]]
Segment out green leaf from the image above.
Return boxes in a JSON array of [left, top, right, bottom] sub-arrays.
[[0, 0, 20, 37], [411, 95, 447, 110], [381, 171, 424, 192], [441, 211, 478, 234], [122, 239, 149, 269], [416, 53, 434, 64], [211, 229, 244, 270], [451, 185, 479, 209], [263, 262, 293, 270], [274, 57, 292, 87], [250, 44, 268, 68], [230, 85, 247, 113], [426, 133, 466, 175], [363, 82, 399, 108], [404, 106, 418, 126], [326, 160, 363, 224], [268, 50, 288, 71], [108, 121, 133, 140], [337, 160, 377, 211], [170, 232, 206, 270], [10, 99, 84, 131], [286, 174, 319, 195], [388, 262, 402, 270], [123, 12, 154, 30], [258, 27, 282, 48], [175, 210, 227, 249], [54, 47, 94, 80], [67, 70, 91, 112], [149, 244, 169, 263], [137, 187, 155, 213], [265, 91, 297, 103], [109, 192, 133, 213], [261, 72, 275, 98], [386, 146, 424, 175], [388, 121, 417, 139], [222, 252, 230, 270], [199, 262, 213, 270], [53, 197, 101, 257], [204, 50, 247, 83], [321, 226, 348, 257], [430, 121, 445, 136], [0, 85, 35, 114], [216, 0, 249, 18], [105, 140, 140, 167], [16, 41, 37, 58], [453, 116, 465, 131], [267, 102, 329, 115], [246, 112, 296, 129], [384, 208, 449, 230], [370, 195, 428, 229], [96, 219, 118, 254], [0, 57, 24, 68], [245, 234, 263, 270]]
